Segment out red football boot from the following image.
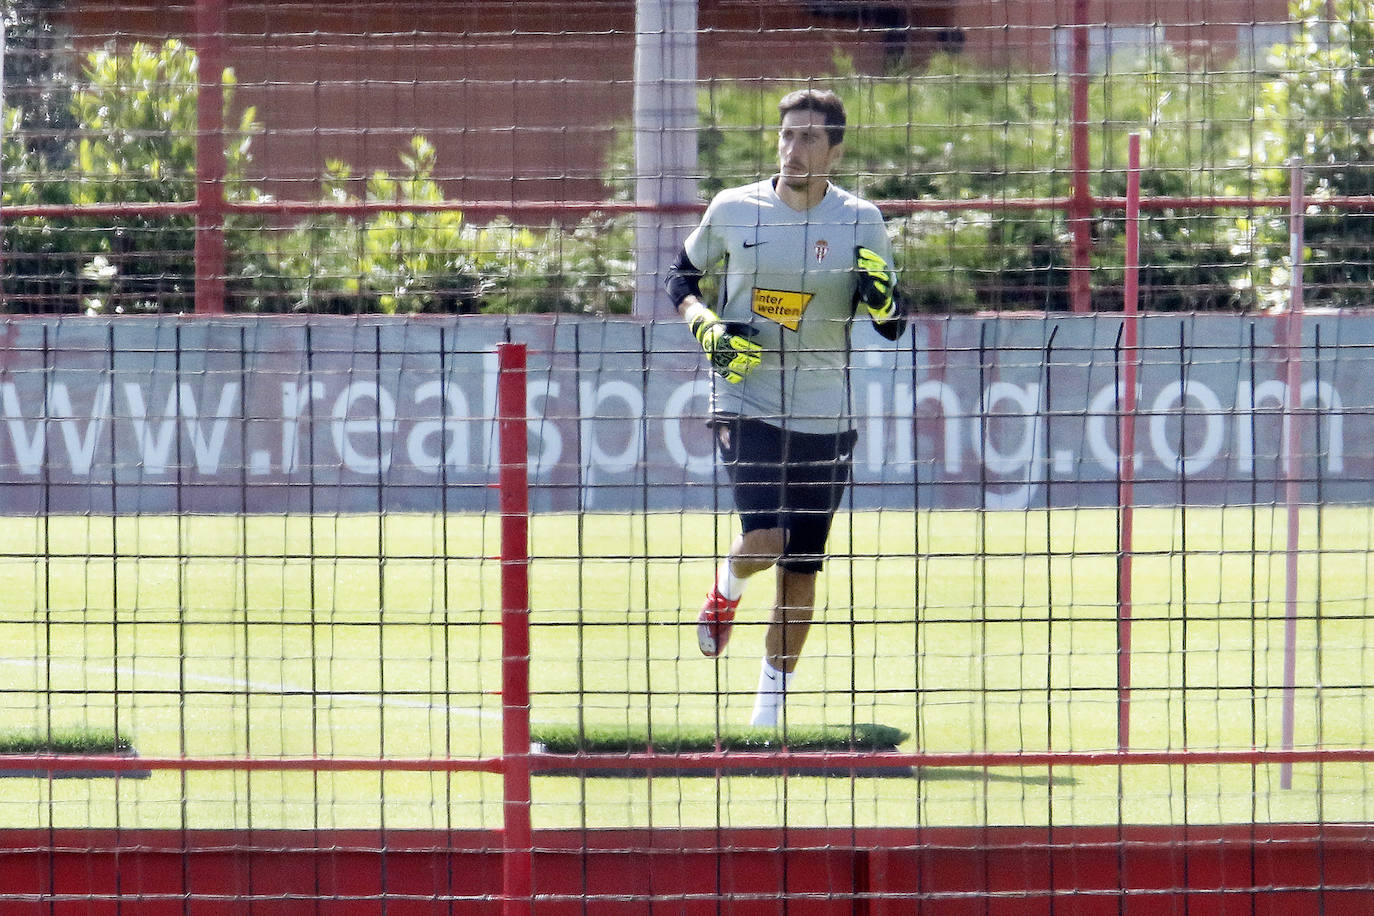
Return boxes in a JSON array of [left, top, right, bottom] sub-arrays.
[[697, 589, 739, 657]]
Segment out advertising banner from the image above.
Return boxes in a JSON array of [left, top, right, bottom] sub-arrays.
[[0, 314, 1365, 514]]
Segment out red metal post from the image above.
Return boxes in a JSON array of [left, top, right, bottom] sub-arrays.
[[1069, 0, 1093, 312], [194, 0, 227, 313], [497, 342, 533, 912], [1118, 133, 1141, 751]]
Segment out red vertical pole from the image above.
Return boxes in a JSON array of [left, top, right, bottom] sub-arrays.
[[1069, 0, 1093, 313], [1280, 160, 1305, 790], [1117, 133, 1141, 751], [498, 342, 533, 912], [194, 0, 227, 314]]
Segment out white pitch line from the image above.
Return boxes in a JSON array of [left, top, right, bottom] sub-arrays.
[[0, 658, 502, 721]]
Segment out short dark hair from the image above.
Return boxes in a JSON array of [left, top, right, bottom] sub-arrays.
[[777, 89, 846, 147]]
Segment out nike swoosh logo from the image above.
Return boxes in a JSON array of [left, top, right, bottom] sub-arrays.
[[742, 240, 766, 249]]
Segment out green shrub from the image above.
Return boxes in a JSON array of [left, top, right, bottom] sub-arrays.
[[2, 0, 80, 313], [2, 38, 260, 314], [2, 35, 632, 316], [1241, 0, 1374, 309], [260, 136, 634, 315]]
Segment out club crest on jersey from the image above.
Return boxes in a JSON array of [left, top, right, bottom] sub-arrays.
[[814, 240, 829, 263]]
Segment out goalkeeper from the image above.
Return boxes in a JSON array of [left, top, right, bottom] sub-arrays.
[[664, 88, 906, 728]]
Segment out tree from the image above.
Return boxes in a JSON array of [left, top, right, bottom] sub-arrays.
[[69, 39, 258, 312], [2, 37, 260, 313], [2, 0, 76, 170], [1244, 0, 1374, 308], [2, 0, 81, 312]]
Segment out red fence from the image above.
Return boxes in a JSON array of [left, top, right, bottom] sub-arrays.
[[2, 824, 1372, 914], [1, 339, 1372, 910]]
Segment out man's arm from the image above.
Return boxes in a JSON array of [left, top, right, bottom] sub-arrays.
[[665, 248, 761, 384], [664, 248, 706, 317], [854, 245, 907, 342]]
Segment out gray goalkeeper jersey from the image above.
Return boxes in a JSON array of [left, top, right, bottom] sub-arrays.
[[683, 177, 892, 436]]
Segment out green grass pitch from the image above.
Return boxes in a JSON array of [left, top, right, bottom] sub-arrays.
[[1, 506, 1373, 831]]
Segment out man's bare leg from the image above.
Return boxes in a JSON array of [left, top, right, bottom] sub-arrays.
[[751, 568, 817, 726], [698, 527, 784, 657]]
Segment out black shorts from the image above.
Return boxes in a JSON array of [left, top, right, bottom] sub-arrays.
[[712, 416, 857, 575]]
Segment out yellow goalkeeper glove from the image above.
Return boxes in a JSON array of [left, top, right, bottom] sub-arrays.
[[854, 246, 899, 324], [685, 302, 762, 384]]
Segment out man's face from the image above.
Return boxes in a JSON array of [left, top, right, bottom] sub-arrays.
[[777, 108, 842, 191]]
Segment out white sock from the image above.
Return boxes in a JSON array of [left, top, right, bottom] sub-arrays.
[[714, 559, 745, 602], [750, 660, 795, 728]]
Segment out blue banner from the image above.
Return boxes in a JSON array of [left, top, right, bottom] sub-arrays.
[[0, 314, 1366, 514]]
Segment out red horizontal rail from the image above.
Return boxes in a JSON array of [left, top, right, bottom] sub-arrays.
[[0, 199, 694, 220], [1, 202, 201, 218], [531, 746, 1374, 771], [4, 746, 1373, 774], [7, 193, 1374, 222], [233, 199, 704, 219], [1099, 194, 1374, 211], [880, 193, 1374, 213], [0, 755, 505, 773]]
